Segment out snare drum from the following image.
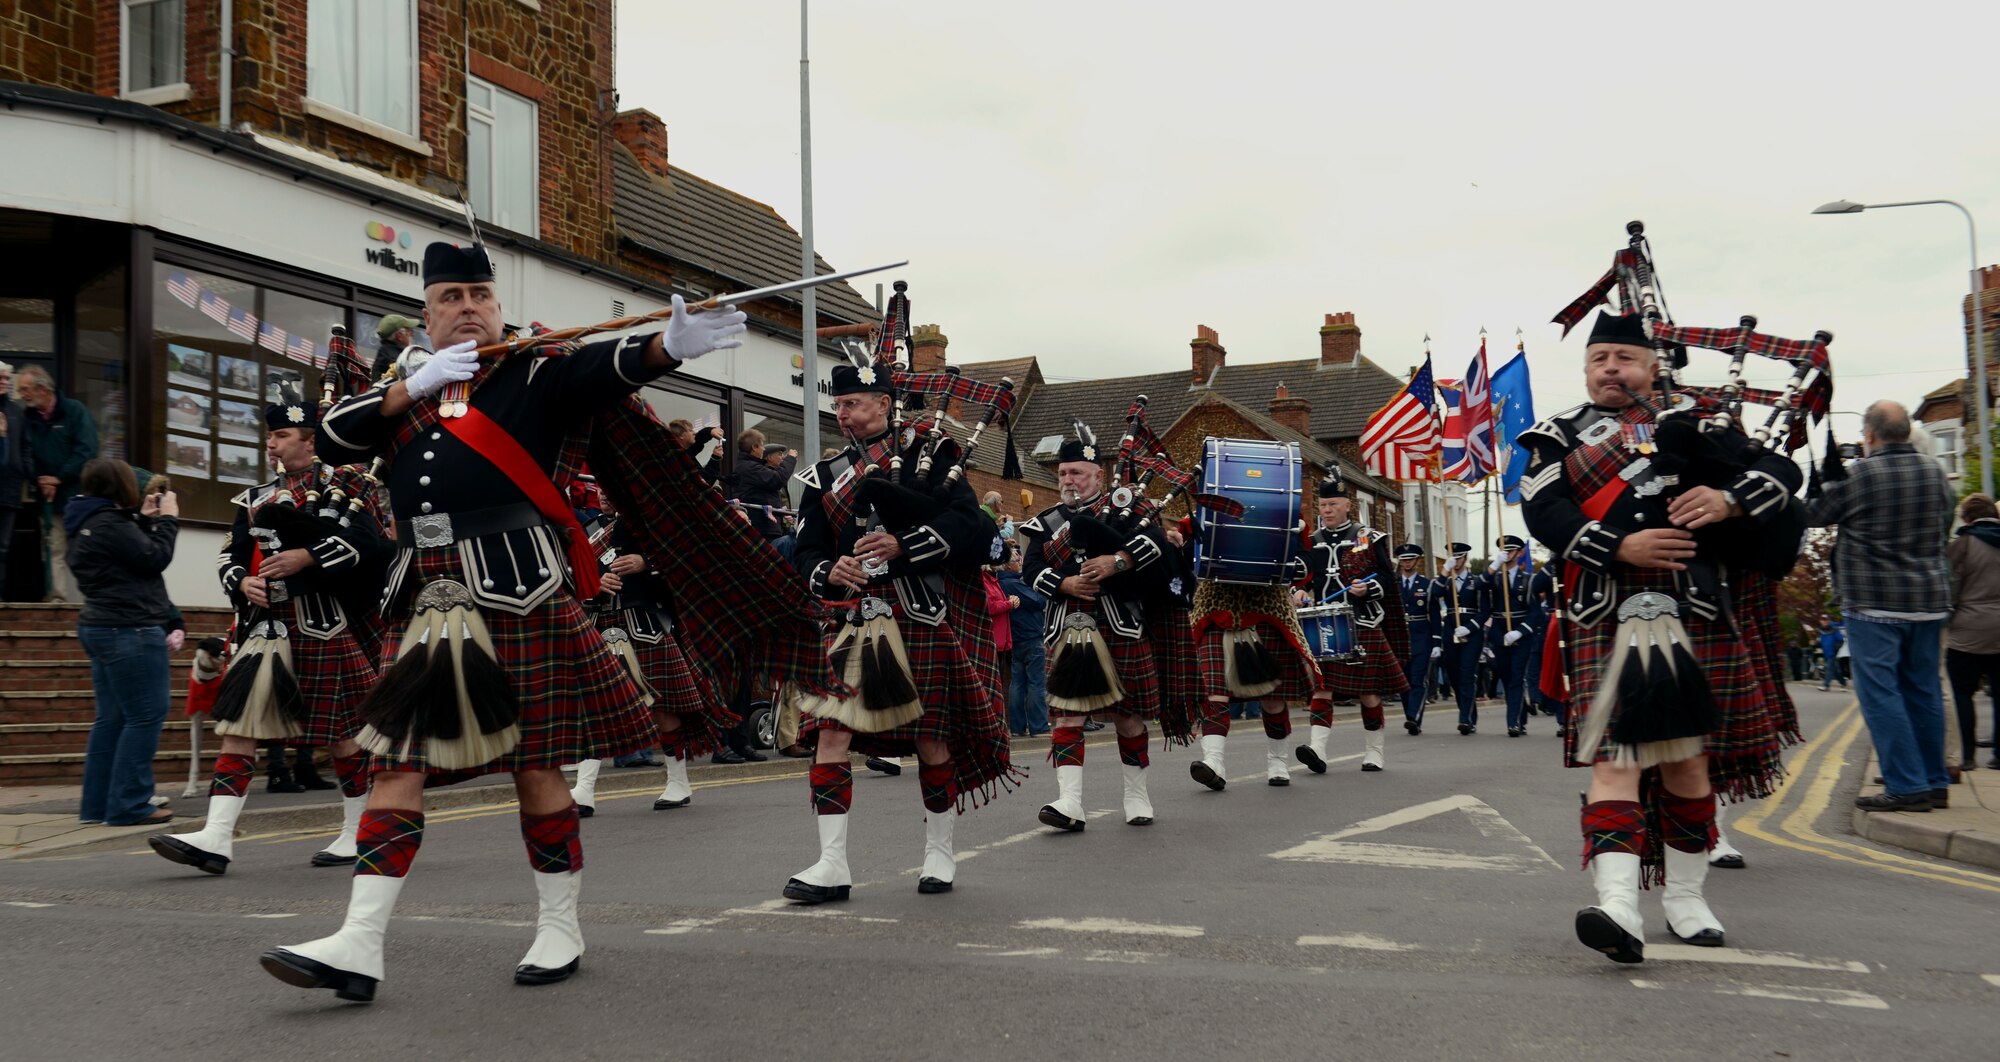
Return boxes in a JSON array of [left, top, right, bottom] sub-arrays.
[[1193, 437, 1303, 585], [1297, 601, 1358, 662]]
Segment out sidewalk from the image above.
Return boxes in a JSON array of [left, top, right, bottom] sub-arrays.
[[1851, 751, 2000, 871]]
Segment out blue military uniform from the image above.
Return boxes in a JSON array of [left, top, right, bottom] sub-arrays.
[[1484, 535, 1548, 736], [1436, 543, 1489, 733], [1393, 544, 1442, 733]]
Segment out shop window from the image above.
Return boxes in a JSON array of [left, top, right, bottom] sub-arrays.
[[355, 308, 429, 381], [151, 262, 341, 524], [75, 267, 130, 463], [639, 385, 727, 481], [122, 0, 186, 99], [466, 76, 540, 234], [308, 0, 418, 137]]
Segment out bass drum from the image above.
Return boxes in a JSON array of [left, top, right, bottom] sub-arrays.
[[1193, 437, 1303, 585]]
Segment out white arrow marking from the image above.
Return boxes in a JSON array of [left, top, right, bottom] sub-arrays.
[[1984, 974, 2000, 988], [4, 901, 54, 908], [1270, 794, 1562, 872], [1016, 917, 1204, 938], [1631, 979, 1887, 1010]]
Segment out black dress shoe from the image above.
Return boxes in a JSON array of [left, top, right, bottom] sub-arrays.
[[1855, 792, 1932, 812], [738, 749, 769, 763], [918, 877, 953, 894], [1709, 853, 1746, 870], [1037, 804, 1085, 831], [260, 948, 376, 1002], [710, 751, 747, 765], [1189, 762, 1226, 791], [1507, 727, 1522, 737], [309, 849, 358, 868], [514, 957, 580, 985], [1930, 788, 1950, 809], [1671, 927, 1726, 947], [1457, 723, 1473, 735], [295, 773, 337, 791], [1404, 719, 1420, 735], [1575, 908, 1644, 964], [1295, 746, 1327, 774], [266, 778, 306, 794], [864, 757, 902, 776], [653, 796, 691, 810], [783, 878, 852, 904], [148, 834, 229, 875], [1081, 719, 1106, 732]]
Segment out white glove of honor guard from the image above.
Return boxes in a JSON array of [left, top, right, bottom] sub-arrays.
[[404, 340, 479, 400], [1453, 625, 1470, 639], [665, 294, 748, 362], [1429, 646, 1443, 660], [1503, 630, 1522, 647]]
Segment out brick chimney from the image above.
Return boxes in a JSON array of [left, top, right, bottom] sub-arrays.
[[610, 109, 670, 179], [1968, 265, 2000, 378], [1319, 312, 1361, 368], [1268, 383, 1312, 437], [1191, 324, 1226, 387], [910, 324, 948, 375]]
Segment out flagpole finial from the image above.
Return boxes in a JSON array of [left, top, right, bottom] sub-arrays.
[[1479, 326, 1487, 337]]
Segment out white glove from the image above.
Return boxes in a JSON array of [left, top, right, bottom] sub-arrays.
[[1429, 646, 1442, 660], [1481, 647, 1495, 661], [405, 340, 479, 399], [1454, 625, 1470, 639], [664, 294, 748, 362], [1503, 630, 1522, 647]]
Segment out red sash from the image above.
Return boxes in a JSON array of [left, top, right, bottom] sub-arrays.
[[439, 406, 602, 599]]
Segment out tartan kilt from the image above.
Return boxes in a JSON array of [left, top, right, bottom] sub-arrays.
[[286, 626, 375, 747], [1558, 565, 1786, 800], [1316, 621, 1410, 698], [1195, 620, 1318, 703], [372, 546, 654, 775], [1729, 570, 1802, 748], [595, 610, 736, 761], [805, 571, 1019, 808], [1149, 604, 1200, 744]]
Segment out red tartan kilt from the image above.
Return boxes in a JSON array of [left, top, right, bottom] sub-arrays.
[[1560, 567, 1776, 777], [375, 547, 653, 775], [1315, 622, 1410, 697], [1196, 622, 1317, 703], [287, 628, 375, 747], [595, 612, 736, 760], [1151, 605, 1200, 708]]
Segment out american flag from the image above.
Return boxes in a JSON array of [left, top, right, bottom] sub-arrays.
[[199, 292, 229, 326], [1442, 338, 1496, 482], [226, 307, 259, 342], [1361, 355, 1441, 481], [287, 335, 317, 365], [165, 272, 200, 308], [258, 322, 289, 354]]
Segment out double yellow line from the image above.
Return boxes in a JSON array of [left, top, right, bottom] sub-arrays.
[[1733, 702, 2000, 894]]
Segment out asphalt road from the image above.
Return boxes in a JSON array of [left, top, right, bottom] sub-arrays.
[[4, 686, 1996, 1061]]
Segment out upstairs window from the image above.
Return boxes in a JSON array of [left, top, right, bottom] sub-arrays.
[[466, 76, 540, 234], [122, 0, 187, 99], [308, 0, 418, 137]]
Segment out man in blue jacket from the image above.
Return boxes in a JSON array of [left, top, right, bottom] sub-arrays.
[[1393, 543, 1441, 734], [997, 543, 1049, 736], [1816, 614, 1846, 690]]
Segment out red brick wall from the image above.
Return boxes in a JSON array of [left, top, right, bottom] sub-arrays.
[[1319, 312, 1361, 367], [2, 0, 100, 92], [1191, 324, 1225, 386]]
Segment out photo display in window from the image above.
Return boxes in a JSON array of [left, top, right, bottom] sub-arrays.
[[217, 354, 260, 398], [215, 442, 265, 486], [165, 433, 211, 479], [166, 343, 211, 389]]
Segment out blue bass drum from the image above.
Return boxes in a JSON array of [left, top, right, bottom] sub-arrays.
[[1193, 437, 1303, 585], [1297, 602, 1359, 662]]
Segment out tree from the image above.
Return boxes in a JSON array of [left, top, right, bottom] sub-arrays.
[[1775, 526, 1838, 645]]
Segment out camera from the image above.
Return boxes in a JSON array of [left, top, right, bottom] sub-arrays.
[[1836, 442, 1863, 460]]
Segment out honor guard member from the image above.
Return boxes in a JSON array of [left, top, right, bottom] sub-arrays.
[[1020, 426, 1174, 830], [784, 361, 1017, 904], [1486, 535, 1547, 737], [260, 241, 804, 1002], [1393, 544, 1442, 734], [1295, 469, 1408, 773], [151, 392, 388, 877], [1520, 310, 1801, 964], [1437, 542, 1490, 734]]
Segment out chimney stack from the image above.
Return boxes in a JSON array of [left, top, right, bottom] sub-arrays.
[[1319, 312, 1361, 368], [1268, 383, 1313, 437], [1191, 324, 1226, 387], [609, 109, 671, 180], [910, 324, 949, 375]]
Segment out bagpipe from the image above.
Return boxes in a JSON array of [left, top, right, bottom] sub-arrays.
[[1554, 221, 1830, 756]]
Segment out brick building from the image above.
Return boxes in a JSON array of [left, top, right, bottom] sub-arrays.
[[0, 0, 880, 606], [1912, 264, 2000, 485]]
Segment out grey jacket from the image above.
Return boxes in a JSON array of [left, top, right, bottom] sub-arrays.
[[1946, 522, 2000, 652], [1806, 442, 1953, 614]]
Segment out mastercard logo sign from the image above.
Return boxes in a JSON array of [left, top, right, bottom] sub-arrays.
[[364, 221, 415, 249]]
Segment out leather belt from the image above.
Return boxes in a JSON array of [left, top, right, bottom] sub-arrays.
[[396, 502, 547, 548]]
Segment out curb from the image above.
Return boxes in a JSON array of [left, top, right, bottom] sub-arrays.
[[1849, 749, 2000, 873]]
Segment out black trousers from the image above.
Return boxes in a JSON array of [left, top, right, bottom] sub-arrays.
[[1944, 648, 2000, 763]]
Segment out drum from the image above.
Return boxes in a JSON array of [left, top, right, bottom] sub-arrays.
[[1297, 601, 1358, 662], [1193, 437, 1303, 585]]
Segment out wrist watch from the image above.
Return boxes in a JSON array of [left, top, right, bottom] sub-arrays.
[[1720, 488, 1739, 513], [1113, 553, 1131, 573]]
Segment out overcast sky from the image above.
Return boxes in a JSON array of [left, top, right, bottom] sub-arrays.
[[618, 2, 1999, 436]]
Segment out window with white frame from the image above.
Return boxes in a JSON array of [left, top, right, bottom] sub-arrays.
[[466, 76, 540, 234], [1932, 423, 1962, 477], [123, 0, 186, 97], [307, 0, 418, 137]]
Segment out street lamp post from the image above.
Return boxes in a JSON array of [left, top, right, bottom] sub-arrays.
[[1813, 198, 1990, 496]]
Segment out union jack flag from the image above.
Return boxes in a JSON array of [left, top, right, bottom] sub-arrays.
[[165, 272, 200, 308], [1360, 354, 1441, 481], [226, 307, 258, 342], [199, 292, 228, 326], [1441, 338, 1495, 482]]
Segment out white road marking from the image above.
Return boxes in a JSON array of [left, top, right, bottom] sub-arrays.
[[901, 810, 1120, 876], [1631, 979, 1888, 1010], [1984, 974, 2000, 988], [957, 943, 1064, 958], [1646, 944, 1869, 974], [1228, 753, 1362, 784], [1296, 933, 1419, 952], [724, 898, 899, 924], [644, 917, 725, 936], [241, 912, 298, 919], [4, 901, 55, 908], [1015, 916, 1204, 938], [1269, 794, 1562, 873], [1083, 949, 1162, 964]]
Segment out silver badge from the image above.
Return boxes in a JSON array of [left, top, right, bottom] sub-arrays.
[[410, 513, 454, 549], [1578, 418, 1620, 447]]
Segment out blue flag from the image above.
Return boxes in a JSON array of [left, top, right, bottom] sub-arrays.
[[1490, 350, 1537, 503]]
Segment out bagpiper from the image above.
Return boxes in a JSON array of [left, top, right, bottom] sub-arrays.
[[150, 387, 388, 876], [260, 241, 830, 1002], [1019, 423, 1175, 830], [784, 349, 1019, 903], [1295, 469, 1407, 773]]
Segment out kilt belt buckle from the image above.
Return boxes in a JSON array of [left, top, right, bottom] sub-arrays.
[[1062, 612, 1100, 631], [601, 627, 632, 646], [858, 595, 893, 621], [1615, 591, 1680, 621], [411, 512, 454, 549], [413, 578, 474, 614], [248, 619, 288, 640]]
